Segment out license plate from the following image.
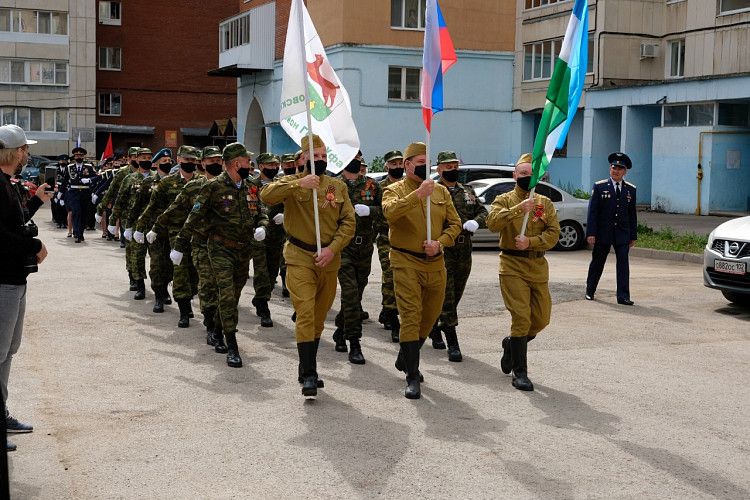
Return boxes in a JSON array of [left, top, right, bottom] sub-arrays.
[[714, 260, 746, 275]]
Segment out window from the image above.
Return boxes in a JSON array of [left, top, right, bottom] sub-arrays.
[[0, 107, 67, 132], [668, 39, 685, 78], [219, 13, 251, 52], [718, 0, 750, 15], [525, 0, 572, 10], [99, 47, 122, 70], [99, 93, 121, 116], [688, 103, 714, 126], [0, 9, 67, 35], [99, 1, 121, 25], [523, 35, 594, 81], [482, 182, 516, 203], [391, 0, 427, 29], [388, 66, 421, 101], [663, 103, 716, 127], [718, 103, 750, 127], [0, 59, 68, 85], [663, 105, 687, 126]]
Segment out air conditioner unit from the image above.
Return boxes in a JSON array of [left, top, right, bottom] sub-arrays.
[[640, 43, 658, 59]]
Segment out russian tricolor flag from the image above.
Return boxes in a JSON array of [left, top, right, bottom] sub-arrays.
[[420, 0, 456, 132]]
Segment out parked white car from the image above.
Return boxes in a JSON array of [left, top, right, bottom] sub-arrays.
[[467, 178, 589, 251], [703, 215, 750, 306]]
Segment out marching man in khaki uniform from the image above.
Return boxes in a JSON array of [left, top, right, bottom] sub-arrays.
[[382, 142, 461, 400], [260, 134, 355, 399], [486, 153, 560, 392]]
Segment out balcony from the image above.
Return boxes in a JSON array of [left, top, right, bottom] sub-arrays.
[[209, 2, 275, 77]]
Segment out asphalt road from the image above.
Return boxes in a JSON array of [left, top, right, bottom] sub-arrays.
[[7, 219, 750, 499]]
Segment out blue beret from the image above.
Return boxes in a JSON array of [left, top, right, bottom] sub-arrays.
[[152, 148, 173, 163]]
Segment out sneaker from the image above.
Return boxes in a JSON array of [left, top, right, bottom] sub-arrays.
[[7, 414, 33, 433], [6, 439, 16, 452]]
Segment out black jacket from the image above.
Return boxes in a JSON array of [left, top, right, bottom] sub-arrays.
[[0, 172, 43, 285]]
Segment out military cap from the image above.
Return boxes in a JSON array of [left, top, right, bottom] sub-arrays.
[[300, 134, 325, 151], [403, 142, 426, 160], [195, 150, 203, 160], [137, 147, 153, 155], [515, 152, 533, 166], [222, 142, 250, 162], [57, 154, 69, 162], [256, 152, 280, 165], [608, 152, 632, 169], [437, 151, 459, 164], [383, 150, 403, 163], [202, 146, 222, 159], [177, 145, 199, 159], [127, 147, 140, 156], [293, 150, 303, 160], [71, 146, 87, 155], [152, 148, 173, 163], [280, 153, 296, 163]]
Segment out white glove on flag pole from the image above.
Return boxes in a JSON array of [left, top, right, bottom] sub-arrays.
[[279, 0, 359, 175]]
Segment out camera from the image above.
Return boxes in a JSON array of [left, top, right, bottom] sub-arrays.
[[21, 220, 39, 274]]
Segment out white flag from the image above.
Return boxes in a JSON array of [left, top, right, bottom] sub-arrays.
[[280, 0, 359, 173]]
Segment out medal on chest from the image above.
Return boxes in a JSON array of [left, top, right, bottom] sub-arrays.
[[246, 185, 259, 214], [221, 194, 234, 213], [321, 184, 337, 209], [532, 203, 545, 222]]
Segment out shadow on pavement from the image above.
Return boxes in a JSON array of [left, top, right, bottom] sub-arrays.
[[714, 304, 750, 322], [504, 459, 576, 500]]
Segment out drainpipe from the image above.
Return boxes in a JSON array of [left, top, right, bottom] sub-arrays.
[[697, 130, 750, 216]]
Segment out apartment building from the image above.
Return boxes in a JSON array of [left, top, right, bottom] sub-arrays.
[[0, 0, 96, 157], [212, 0, 516, 164], [513, 0, 750, 214]]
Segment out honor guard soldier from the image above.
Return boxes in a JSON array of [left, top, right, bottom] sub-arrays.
[[585, 152, 637, 305], [51, 154, 68, 228], [486, 153, 560, 392], [173, 143, 269, 368], [373, 150, 406, 342], [330, 156, 382, 364], [257, 153, 289, 298], [260, 134, 355, 399], [382, 142, 462, 399], [430, 151, 488, 361], [65, 147, 96, 243]]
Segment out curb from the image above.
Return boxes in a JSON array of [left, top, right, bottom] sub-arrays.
[[629, 246, 703, 264]]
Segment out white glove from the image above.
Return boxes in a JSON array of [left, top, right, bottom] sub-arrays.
[[56, 192, 62, 200], [123, 228, 133, 241], [273, 213, 284, 225], [92, 194, 98, 204], [354, 204, 371, 217], [107, 225, 117, 234], [81, 178, 91, 185], [146, 230, 158, 244], [254, 227, 266, 241], [463, 220, 479, 233], [133, 231, 145, 244], [95, 213, 102, 224], [59, 200, 64, 206], [170, 250, 183, 266]]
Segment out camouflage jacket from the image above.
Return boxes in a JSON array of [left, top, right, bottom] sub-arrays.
[[260, 177, 286, 245], [135, 172, 194, 234], [439, 180, 488, 244], [98, 165, 133, 214], [112, 171, 154, 228], [374, 175, 399, 242], [340, 174, 382, 240], [153, 175, 211, 239]]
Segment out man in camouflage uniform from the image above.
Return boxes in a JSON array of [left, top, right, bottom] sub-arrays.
[[331, 156, 382, 364], [257, 153, 288, 298], [173, 143, 268, 368], [102, 147, 140, 251], [244, 160, 274, 328], [373, 150, 406, 343], [110, 148, 154, 300], [276, 153, 299, 297], [429, 151, 488, 362]]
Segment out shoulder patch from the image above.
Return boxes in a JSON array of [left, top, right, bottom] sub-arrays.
[[595, 179, 608, 185], [625, 181, 636, 189], [191, 202, 201, 212]]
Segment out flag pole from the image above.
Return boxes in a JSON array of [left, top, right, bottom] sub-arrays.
[[425, 130, 432, 242], [296, 0, 322, 254], [519, 188, 536, 236]]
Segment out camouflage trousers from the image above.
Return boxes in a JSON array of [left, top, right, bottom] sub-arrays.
[[192, 238, 217, 314], [264, 237, 285, 289], [171, 236, 198, 301], [148, 237, 172, 288], [127, 238, 148, 280], [335, 236, 374, 339], [208, 239, 251, 335], [250, 240, 272, 301], [376, 235, 396, 311], [439, 241, 473, 328]]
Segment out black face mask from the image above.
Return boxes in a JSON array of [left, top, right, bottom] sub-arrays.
[[205, 163, 223, 176], [283, 167, 297, 176], [262, 168, 279, 179], [441, 169, 459, 183], [516, 175, 532, 191], [237, 167, 251, 179], [130, 160, 139, 168], [180, 162, 196, 173], [344, 159, 361, 174], [307, 160, 328, 176], [413, 164, 427, 181], [157, 162, 172, 174], [139, 160, 153, 170], [388, 167, 404, 179]]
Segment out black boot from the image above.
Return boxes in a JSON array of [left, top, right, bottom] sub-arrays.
[[510, 336, 533, 391], [395, 339, 424, 382], [298, 339, 324, 387], [133, 279, 146, 300], [152, 285, 165, 313], [443, 326, 462, 362], [252, 297, 273, 327], [225, 331, 242, 368], [297, 341, 318, 399], [429, 323, 446, 350], [390, 313, 401, 343], [332, 328, 348, 352], [402, 341, 421, 399], [500, 336, 512, 374], [211, 321, 228, 354], [204, 308, 216, 345], [378, 308, 393, 330], [280, 269, 289, 298], [162, 284, 172, 305], [177, 299, 190, 328], [187, 301, 194, 318], [347, 337, 365, 365], [129, 272, 137, 291]]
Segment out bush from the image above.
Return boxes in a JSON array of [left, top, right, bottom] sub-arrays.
[[636, 223, 707, 254], [369, 155, 385, 173]]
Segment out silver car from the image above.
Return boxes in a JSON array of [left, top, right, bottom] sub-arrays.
[[703, 215, 750, 306], [467, 178, 589, 251]]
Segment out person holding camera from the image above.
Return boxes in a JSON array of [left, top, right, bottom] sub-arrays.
[[0, 125, 52, 452]]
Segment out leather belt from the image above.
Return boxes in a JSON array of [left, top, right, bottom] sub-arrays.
[[289, 235, 329, 252], [69, 185, 90, 190], [500, 249, 546, 258], [392, 245, 441, 260], [211, 234, 248, 250], [351, 235, 367, 245]]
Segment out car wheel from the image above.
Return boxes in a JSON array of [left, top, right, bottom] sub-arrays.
[[555, 221, 583, 251], [721, 290, 750, 307]]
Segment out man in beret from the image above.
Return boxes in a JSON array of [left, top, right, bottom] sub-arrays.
[[260, 134, 355, 399], [585, 152, 637, 305], [486, 153, 560, 392], [173, 143, 269, 368], [64, 146, 96, 243], [373, 150, 406, 343], [382, 142, 462, 399]]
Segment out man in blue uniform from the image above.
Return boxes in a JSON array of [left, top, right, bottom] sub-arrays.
[[585, 152, 637, 305], [65, 147, 96, 243]]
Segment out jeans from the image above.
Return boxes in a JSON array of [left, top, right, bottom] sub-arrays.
[[0, 283, 26, 417]]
